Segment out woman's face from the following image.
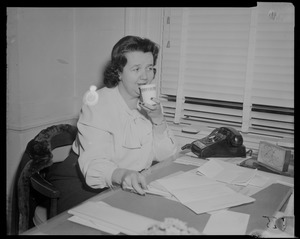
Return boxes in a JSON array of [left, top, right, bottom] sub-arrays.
[[118, 51, 154, 101]]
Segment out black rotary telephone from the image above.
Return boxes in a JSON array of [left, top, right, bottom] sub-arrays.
[[181, 127, 246, 158]]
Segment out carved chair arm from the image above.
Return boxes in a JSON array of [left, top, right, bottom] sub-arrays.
[[30, 173, 60, 199]]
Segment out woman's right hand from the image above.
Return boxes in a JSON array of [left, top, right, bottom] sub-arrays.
[[112, 168, 147, 195], [139, 97, 165, 125]]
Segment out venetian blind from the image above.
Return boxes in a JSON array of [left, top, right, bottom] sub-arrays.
[[161, 7, 251, 129], [159, 4, 294, 150], [249, 2, 294, 140]]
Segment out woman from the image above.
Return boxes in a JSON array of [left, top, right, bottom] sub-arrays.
[[47, 35, 178, 213]]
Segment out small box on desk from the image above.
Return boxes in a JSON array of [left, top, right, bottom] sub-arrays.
[[239, 141, 292, 176], [257, 141, 291, 173]]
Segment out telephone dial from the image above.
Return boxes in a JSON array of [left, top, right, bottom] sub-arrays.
[[181, 127, 246, 158]]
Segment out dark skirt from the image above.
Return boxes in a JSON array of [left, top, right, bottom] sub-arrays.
[[46, 149, 107, 214]]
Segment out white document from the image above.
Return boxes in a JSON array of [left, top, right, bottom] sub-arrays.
[[156, 170, 255, 214], [68, 201, 159, 235], [197, 158, 257, 186], [174, 155, 205, 167], [249, 174, 269, 187], [203, 210, 250, 235], [208, 156, 252, 165], [147, 172, 185, 201]]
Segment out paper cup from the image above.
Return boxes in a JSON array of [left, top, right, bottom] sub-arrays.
[[139, 84, 156, 105]]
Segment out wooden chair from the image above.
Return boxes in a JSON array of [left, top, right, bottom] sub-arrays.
[[10, 124, 77, 235]]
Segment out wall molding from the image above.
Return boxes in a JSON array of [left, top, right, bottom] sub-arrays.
[[7, 114, 79, 132], [7, 95, 80, 132]]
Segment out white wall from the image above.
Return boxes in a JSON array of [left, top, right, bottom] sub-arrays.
[[7, 8, 76, 129], [6, 7, 163, 222], [73, 8, 125, 111], [6, 7, 126, 207], [124, 8, 164, 88]]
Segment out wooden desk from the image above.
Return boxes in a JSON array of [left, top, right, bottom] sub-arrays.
[[22, 155, 294, 235]]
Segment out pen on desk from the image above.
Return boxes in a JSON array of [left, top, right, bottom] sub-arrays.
[[126, 187, 146, 196], [143, 189, 171, 197], [124, 186, 171, 197]]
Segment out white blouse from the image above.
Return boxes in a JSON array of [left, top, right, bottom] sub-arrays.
[[72, 86, 178, 189]]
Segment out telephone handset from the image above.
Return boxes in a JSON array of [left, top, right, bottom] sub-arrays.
[[181, 127, 246, 158]]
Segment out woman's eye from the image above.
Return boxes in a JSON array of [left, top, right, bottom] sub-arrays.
[[146, 66, 154, 71]]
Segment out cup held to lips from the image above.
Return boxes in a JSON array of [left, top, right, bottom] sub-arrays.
[[139, 84, 156, 105]]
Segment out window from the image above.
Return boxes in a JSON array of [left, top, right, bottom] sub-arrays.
[[159, 4, 294, 152]]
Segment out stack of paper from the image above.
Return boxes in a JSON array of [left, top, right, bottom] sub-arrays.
[[197, 158, 257, 186], [68, 201, 160, 235], [156, 170, 255, 214]]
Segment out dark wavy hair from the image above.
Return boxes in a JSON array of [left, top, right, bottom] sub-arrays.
[[103, 35, 159, 88]]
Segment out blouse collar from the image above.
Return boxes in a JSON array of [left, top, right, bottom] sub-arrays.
[[114, 87, 152, 149], [115, 86, 145, 119]]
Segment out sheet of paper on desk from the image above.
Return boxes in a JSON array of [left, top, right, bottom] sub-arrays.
[[208, 156, 251, 165], [174, 155, 205, 166], [197, 158, 257, 186], [147, 171, 186, 201], [249, 174, 269, 187], [156, 170, 255, 214], [203, 210, 250, 235], [68, 201, 159, 235]]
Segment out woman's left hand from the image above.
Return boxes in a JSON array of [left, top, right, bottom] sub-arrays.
[[139, 97, 165, 125], [112, 168, 147, 195]]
